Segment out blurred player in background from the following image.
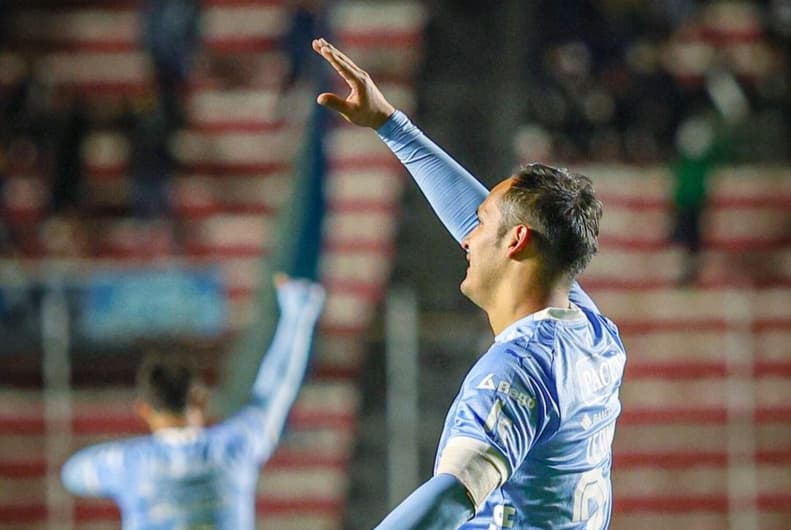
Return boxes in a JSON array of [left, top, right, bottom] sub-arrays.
[[314, 39, 626, 530], [61, 275, 324, 528]]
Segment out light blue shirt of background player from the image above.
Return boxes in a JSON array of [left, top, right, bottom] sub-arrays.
[[313, 38, 627, 530], [61, 278, 325, 530]]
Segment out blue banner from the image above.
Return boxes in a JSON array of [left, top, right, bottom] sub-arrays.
[[81, 266, 226, 342]]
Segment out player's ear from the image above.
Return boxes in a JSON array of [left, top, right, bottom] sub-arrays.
[[506, 224, 531, 258]]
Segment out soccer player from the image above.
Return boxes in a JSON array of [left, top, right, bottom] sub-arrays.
[[313, 38, 626, 530], [61, 274, 325, 529]]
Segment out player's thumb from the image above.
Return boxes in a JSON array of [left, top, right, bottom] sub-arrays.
[[317, 93, 352, 117]]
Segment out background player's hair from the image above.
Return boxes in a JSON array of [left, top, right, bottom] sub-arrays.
[[498, 163, 603, 280], [136, 353, 198, 414]]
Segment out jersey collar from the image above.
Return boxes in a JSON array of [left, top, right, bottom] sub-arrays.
[[495, 303, 585, 343], [154, 426, 202, 444]]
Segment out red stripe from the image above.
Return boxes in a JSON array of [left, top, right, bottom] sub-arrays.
[[340, 31, 422, 48], [616, 495, 728, 513], [87, 161, 292, 178], [616, 319, 791, 334], [254, 498, 342, 515], [624, 362, 727, 379], [754, 361, 791, 377], [619, 406, 791, 425], [175, 203, 275, 217], [0, 460, 47, 477], [0, 504, 47, 523], [0, 452, 346, 479], [599, 194, 791, 210], [287, 410, 355, 430], [323, 240, 394, 254], [0, 408, 354, 435], [625, 360, 791, 379], [189, 120, 285, 134], [759, 494, 791, 512], [5, 0, 282, 9], [0, 497, 342, 523], [205, 37, 277, 54], [619, 408, 728, 425], [755, 407, 791, 423], [184, 161, 291, 176], [329, 200, 398, 214], [616, 494, 791, 514], [185, 244, 265, 259], [756, 449, 791, 464], [581, 277, 791, 290], [265, 452, 347, 469], [311, 362, 361, 380], [599, 235, 791, 252], [329, 156, 401, 171], [616, 449, 791, 468], [318, 323, 368, 337], [73, 501, 120, 521], [615, 452, 728, 468], [323, 279, 384, 299]]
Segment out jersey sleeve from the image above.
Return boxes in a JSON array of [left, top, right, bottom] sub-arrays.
[[377, 111, 488, 244], [61, 441, 128, 498], [440, 344, 558, 481], [215, 280, 325, 463]]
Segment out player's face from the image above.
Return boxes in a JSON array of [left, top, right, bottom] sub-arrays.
[[460, 179, 512, 308]]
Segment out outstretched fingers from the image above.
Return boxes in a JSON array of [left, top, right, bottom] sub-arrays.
[[312, 39, 361, 88]]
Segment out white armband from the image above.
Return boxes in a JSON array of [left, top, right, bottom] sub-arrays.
[[436, 436, 510, 512]]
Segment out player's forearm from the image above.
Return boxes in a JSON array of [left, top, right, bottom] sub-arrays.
[[250, 284, 324, 404], [374, 474, 473, 530], [377, 111, 488, 244], [248, 283, 324, 449]]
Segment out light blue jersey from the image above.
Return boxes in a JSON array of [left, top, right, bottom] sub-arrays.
[[378, 111, 626, 529], [435, 294, 625, 529], [61, 281, 325, 530]]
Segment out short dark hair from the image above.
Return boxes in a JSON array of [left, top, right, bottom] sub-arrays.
[[497, 163, 602, 280], [136, 353, 197, 414]]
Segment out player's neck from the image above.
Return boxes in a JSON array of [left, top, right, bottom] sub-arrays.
[[487, 271, 570, 335], [147, 412, 191, 432]]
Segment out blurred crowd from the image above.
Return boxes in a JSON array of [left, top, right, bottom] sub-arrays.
[[0, 0, 203, 260], [0, 0, 322, 262], [0, 0, 788, 263], [511, 0, 789, 165]]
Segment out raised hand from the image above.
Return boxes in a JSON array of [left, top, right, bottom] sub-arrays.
[[312, 38, 395, 129]]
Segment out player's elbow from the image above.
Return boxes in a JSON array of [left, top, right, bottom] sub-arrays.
[[60, 457, 96, 497], [60, 458, 80, 494]]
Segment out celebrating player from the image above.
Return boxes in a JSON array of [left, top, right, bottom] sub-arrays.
[[61, 275, 324, 528], [314, 38, 626, 530]]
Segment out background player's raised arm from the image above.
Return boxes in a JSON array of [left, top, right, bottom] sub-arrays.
[[224, 276, 325, 462]]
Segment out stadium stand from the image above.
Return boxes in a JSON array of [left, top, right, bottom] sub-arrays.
[[0, 1, 426, 529], [0, 1, 789, 530], [579, 167, 791, 530]]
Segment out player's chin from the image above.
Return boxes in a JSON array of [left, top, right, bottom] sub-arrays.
[[459, 274, 474, 298]]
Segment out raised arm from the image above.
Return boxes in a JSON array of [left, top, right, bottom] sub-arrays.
[[312, 38, 486, 244], [313, 38, 600, 313], [222, 276, 325, 461]]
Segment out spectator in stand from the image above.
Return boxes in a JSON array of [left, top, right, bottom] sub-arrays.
[[51, 92, 89, 216], [126, 97, 174, 221], [141, 0, 202, 133]]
